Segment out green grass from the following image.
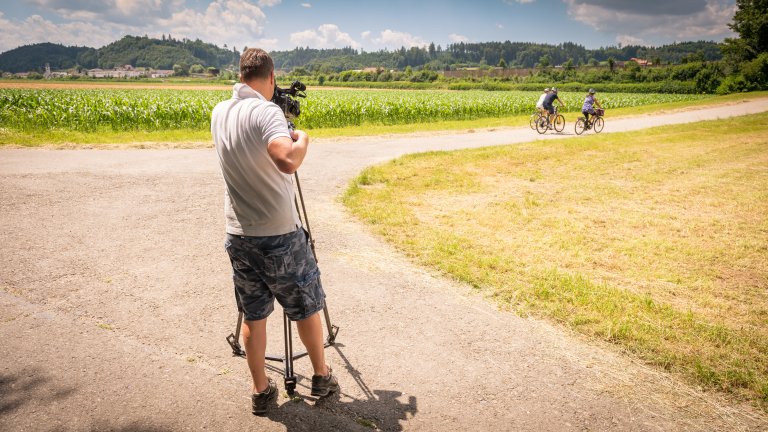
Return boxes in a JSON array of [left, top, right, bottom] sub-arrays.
[[343, 112, 768, 408], [3, 91, 763, 146], [7, 86, 762, 146], [0, 127, 213, 147], [311, 91, 766, 138]]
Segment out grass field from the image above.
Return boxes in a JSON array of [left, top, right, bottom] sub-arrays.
[[4, 84, 754, 146], [342, 112, 768, 408]]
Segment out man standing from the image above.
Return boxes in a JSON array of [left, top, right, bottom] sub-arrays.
[[211, 48, 338, 416]]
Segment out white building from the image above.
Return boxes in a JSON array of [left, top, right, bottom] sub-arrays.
[[150, 70, 174, 78], [87, 65, 147, 78]]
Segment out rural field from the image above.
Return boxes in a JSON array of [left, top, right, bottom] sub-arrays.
[[0, 82, 712, 136], [1, 81, 768, 431]]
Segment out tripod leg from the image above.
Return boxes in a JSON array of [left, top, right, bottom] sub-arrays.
[[321, 299, 339, 345], [226, 311, 246, 357], [283, 312, 297, 395]]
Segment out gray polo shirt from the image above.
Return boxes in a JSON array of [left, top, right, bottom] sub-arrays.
[[211, 83, 300, 236]]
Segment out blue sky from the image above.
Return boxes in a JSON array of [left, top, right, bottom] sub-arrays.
[[0, 0, 738, 54]]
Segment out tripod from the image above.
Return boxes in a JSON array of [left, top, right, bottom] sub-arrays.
[[225, 171, 340, 396]]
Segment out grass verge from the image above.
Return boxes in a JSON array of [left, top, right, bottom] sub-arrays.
[[0, 128, 213, 148], [342, 112, 768, 409]]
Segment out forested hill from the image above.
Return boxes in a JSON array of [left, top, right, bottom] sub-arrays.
[[270, 40, 723, 72], [0, 43, 95, 73], [96, 35, 239, 69], [0, 35, 239, 73]]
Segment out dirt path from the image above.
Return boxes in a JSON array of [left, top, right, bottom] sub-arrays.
[[2, 99, 768, 431]]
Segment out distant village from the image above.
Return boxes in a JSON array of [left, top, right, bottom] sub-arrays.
[[84, 65, 175, 78], [3, 64, 191, 79]]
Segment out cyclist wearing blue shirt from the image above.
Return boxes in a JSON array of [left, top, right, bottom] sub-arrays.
[[542, 87, 565, 128]]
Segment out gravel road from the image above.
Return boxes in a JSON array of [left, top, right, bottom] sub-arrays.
[[2, 99, 768, 431]]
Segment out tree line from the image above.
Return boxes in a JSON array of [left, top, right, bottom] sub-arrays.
[[270, 40, 722, 73]]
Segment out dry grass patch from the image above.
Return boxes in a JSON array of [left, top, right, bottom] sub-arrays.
[[343, 112, 768, 408]]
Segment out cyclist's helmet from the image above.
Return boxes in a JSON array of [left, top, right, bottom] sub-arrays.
[[551, 87, 558, 93], [589, 88, 596, 94], [544, 87, 550, 92]]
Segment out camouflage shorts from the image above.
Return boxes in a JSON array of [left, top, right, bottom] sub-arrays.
[[224, 228, 325, 321]]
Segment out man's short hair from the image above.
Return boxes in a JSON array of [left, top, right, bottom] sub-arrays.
[[240, 48, 273, 81]]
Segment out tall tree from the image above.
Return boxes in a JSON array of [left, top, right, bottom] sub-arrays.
[[722, 0, 768, 63]]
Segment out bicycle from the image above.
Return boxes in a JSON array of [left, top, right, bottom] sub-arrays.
[[574, 108, 605, 135], [535, 105, 565, 134]]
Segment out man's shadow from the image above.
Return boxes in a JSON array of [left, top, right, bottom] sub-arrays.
[[265, 344, 418, 432]]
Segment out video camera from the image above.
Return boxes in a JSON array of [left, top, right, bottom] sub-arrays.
[[271, 80, 306, 122]]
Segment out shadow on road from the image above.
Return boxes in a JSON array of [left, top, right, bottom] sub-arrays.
[[0, 367, 75, 416], [266, 345, 417, 432], [1, 367, 177, 432]]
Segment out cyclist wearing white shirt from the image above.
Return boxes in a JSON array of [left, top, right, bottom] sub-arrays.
[[536, 87, 550, 117]]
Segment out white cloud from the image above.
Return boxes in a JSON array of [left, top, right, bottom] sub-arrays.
[[569, 0, 708, 16], [0, 0, 273, 53], [0, 12, 137, 53], [563, 0, 736, 43], [361, 29, 428, 49], [248, 38, 280, 52], [28, 0, 185, 26], [258, 0, 282, 6], [616, 34, 647, 47], [449, 33, 469, 43], [156, 0, 268, 49], [496, 23, 504, 29], [290, 24, 360, 49], [301, 3, 312, 7]]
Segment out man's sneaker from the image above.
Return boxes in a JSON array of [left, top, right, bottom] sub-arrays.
[[251, 378, 278, 416], [311, 365, 339, 397]]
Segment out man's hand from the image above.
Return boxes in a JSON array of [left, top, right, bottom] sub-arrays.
[[291, 129, 308, 143], [268, 129, 309, 174]]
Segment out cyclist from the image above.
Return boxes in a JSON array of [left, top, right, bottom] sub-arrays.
[[582, 88, 603, 129], [542, 87, 565, 128], [536, 87, 550, 118]]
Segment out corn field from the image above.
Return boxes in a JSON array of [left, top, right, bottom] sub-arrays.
[[0, 88, 711, 132]]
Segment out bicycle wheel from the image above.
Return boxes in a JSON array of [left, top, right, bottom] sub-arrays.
[[554, 114, 565, 132], [535, 116, 548, 134], [593, 117, 604, 133], [574, 118, 586, 135], [529, 113, 539, 130]]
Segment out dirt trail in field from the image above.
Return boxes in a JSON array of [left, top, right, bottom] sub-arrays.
[[2, 98, 768, 431], [0, 81, 232, 91]]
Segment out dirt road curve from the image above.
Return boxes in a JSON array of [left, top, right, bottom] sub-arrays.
[[2, 99, 768, 431]]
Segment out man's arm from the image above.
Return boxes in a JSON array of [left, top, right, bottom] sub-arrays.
[[267, 129, 309, 174]]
